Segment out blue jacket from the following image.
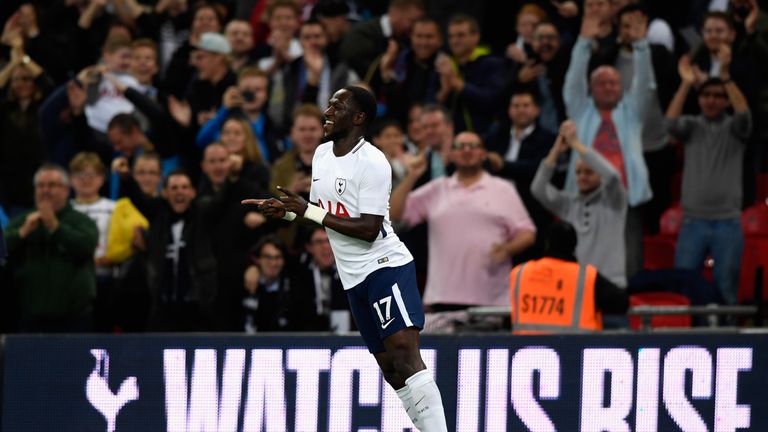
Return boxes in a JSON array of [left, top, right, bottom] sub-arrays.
[[563, 37, 654, 206]]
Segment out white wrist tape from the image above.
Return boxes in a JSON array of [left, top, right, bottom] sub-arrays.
[[282, 211, 297, 221], [304, 205, 328, 225]]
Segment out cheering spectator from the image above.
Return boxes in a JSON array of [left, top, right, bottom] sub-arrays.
[[243, 235, 293, 333], [255, 0, 303, 74], [69, 152, 116, 332], [0, 37, 52, 215], [391, 131, 536, 310], [164, 2, 224, 98], [373, 120, 411, 189], [270, 19, 359, 130], [436, 14, 505, 135], [563, 10, 655, 280], [532, 121, 628, 288], [197, 67, 283, 163], [186, 32, 237, 128], [311, 0, 354, 66], [375, 17, 443, 126], [290, 226, 351, 332], [225, 19, 258, 72], [666, 52, 751, 305], [218, 117, 271, 192], [270, 104, 324, 198], [504, 21, 571, 135], [5, 164, 98, 332], [340, 0, 425, 79], [486, 89, 559, 260], [80, 34, 141, 134]]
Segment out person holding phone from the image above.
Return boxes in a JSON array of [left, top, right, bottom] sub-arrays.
[[196, 67, 284, 163]]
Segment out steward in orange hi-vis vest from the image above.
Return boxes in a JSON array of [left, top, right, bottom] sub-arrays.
[[509, 257, 602, 334]]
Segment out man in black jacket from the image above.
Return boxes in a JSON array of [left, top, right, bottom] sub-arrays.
[[290, 226, 351, 332], [132, 167, 242, 331], [486, 89, 558, 261]]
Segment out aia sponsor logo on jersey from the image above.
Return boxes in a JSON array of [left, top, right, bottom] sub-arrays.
[[317, 200, 350, 217]]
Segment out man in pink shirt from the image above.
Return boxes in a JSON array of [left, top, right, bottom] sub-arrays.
[[390, 131, 536, 310]]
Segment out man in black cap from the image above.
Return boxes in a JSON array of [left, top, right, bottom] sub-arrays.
[[312, 0, 354, 66]]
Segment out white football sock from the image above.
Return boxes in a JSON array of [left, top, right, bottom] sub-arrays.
[[405, 369, 448, 432], [396, 385, 420, 430]]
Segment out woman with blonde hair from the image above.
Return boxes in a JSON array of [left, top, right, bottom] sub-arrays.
[[219, 116, 271, 192]]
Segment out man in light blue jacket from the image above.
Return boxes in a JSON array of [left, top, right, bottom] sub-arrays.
[[563, 12, 655, 280]]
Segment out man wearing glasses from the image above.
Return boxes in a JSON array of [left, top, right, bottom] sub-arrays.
[[664, 51, 751, 306], [390, 131, 536, 312], [5, 164, 98, 332]]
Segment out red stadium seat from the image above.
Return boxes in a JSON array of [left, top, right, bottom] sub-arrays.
[[755, 173, 768, 204], [659, 204, 683, 238], [643, 236, 676, 270], [629, 292, 692, 329], [739, 204, 768, 303], [742, 203, 768, 236]]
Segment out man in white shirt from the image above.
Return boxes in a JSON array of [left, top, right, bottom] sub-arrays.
[[244, 85, 447, 432]]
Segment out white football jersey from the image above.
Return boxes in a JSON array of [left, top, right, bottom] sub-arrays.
[[310, 138, 413, 288]]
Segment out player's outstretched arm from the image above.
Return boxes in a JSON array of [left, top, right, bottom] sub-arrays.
[[264, 186, 384, 243]]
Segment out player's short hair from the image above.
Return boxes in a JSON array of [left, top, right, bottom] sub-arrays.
[[420, 103, 453, 124], [703, 11, 734, 29], [266, 0, 301, 19], [108, 113, 141, 133], [617, 3, 648, 22], [69, 152, 106, 175], [102, 34, 132, 54], [372, 119, 404, 137], [448, 13, 480, 34], [292, 103, 324, 125], [510, 88, 541, 106], [517, 4, 549, 23], [33, 163, 70, 188], [238, 66, 268, 82], [389, 0, 425, 12], [343, 85, 377, 128], [135, 151, 162, 169], [699, 77, 728, 94], [162, 168, 192, 189], [250, 234, 288, 263]]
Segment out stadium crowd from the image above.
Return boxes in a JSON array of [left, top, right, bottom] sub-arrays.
[[0, 0, 766, 333]]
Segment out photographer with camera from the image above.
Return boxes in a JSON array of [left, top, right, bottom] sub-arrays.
[[196, 67, 284, 164]]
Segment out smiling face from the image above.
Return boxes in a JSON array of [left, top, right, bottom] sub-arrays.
[[163, 173, 196, 214], [698, 82, 730, 120], [201, 144, 230, 186], [10, 66, 36, 101], [450, 131, 486, 172], [532, 23, 560, 62], [220, 119, 247, 155], [509, 93, 540, 128], [291, 114, 324, 154], [411, 21, 442, 62], [703, 16, 735, 54], [35, 169, 70, 211], [448, 21, 479, 60], [590, 66, 622, 110], [238, 75, 268, 112], [306, 229, 334, 269], [323, 89, 360, 142], [130, 45, 159, 85], [71, 166, 105, 201], [257, 243, 285, 281], [225, 20, 254, 55]]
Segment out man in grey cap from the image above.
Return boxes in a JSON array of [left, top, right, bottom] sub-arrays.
[[187, 32, 238, 128]]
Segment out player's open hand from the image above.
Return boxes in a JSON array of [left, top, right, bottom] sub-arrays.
[[242, 197, 287, 219], [276, 186, 310, 216]]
